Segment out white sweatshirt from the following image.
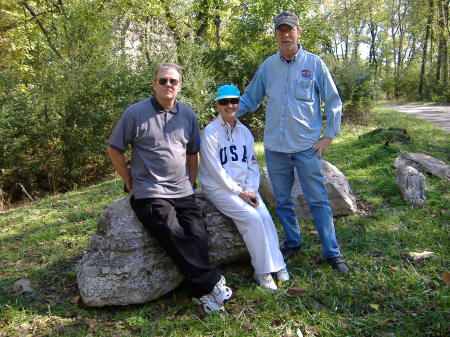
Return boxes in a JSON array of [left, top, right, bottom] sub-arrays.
[[199, 114, 260, 195]]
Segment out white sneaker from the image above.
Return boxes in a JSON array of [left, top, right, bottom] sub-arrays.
[[192, 294, 224, 314], [276, 267, 290, 282], [254, 273, 277, 290], [211, 275, 232, 305]]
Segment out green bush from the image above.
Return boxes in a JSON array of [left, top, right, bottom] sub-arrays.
[[0, 57, 152, 204], [332, 60, 379, 124]]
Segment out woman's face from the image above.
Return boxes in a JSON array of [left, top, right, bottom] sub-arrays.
[[216, 97, 240, 122]]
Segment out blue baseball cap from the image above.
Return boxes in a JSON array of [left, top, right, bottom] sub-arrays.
[[214, 84, 240, 101]]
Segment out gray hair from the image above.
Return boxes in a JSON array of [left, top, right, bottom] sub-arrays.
[[153, 62, 182, 82]]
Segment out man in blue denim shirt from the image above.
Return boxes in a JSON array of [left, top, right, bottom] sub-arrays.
[[238, 12, 349, 273]]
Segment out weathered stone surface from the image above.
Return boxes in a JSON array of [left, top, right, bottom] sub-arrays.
[[394, 152, 450, 180], [77, 191, 247, 307], [395, 164, 427, 205], [259, 160, 357, 219]]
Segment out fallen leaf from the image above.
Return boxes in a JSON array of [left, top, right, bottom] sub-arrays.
[[440, 271, 450, 284], [241, 322, 254, 330], [44, 296, 56, 303], [408, 251, 434, 261], [283, 327, 293, 337], [12, 279, 33, 294], [370, 304, 379, 311], [155, 303, 165, 310], [70, 296, 80, 303], [390, 266, 398, 271], [87, 319, 98, 328], [272, 319, 283, 326], [63, 311, 76, 318], [15, 259, 31, 267], [286, 286, 307, 297], [59, 229, 67, 234]]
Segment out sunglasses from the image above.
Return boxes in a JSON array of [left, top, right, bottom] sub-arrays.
[[218, 98, 240, 106], [158, 78, 179, 86]]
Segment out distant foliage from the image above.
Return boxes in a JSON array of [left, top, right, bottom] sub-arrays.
[[332, 60, 379, 124]]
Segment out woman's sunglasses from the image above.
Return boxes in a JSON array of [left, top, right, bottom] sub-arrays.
[[218, 98, 240, 106]]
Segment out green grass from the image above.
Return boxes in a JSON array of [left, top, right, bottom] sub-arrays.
[[1, 106, 449, 336]]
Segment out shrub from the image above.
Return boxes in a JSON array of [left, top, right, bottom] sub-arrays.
[[332, 60, 379, 124]]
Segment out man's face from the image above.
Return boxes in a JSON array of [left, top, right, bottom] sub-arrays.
[[275, 24, 300, 53], [152, 68, 181, 102]]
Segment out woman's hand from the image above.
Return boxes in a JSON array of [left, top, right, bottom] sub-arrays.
[[239, 190, 259, 208]]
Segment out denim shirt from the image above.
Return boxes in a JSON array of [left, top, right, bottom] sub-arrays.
[[238, 46, 342, 153]]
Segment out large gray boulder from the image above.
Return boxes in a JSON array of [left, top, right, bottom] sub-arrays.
[[259, 160, 357, 218], [395, 164, 427, 205], [77, 191, 248, 307], [394, 152, 450, 180]]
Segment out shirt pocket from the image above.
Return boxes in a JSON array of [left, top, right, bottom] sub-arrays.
[[295, 79, 313, 101]]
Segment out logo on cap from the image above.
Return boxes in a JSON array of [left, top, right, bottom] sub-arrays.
[[273, 11, 299, 28]]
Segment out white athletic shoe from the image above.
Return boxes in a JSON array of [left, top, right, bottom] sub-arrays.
[[276, 267, 290, 282], [254, 273, 277, 290], [211, 275, 232, 305], [192, 294, 224, 314]]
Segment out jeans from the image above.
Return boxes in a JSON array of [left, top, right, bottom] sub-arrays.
[[265, 148, 341, 258]]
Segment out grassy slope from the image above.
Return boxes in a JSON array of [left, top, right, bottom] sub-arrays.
[[0, 107, 449, 337]]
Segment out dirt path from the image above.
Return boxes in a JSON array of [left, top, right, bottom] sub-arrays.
[[388, 104, 450, 133]]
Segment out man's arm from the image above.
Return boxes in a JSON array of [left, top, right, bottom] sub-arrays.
[[319, 59, 342, 140], [186, 153, 198, 185], [237, 63, 267, 117], [107, 146, 132, 192]]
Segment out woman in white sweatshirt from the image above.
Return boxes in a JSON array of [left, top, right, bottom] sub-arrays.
[[199, 84, 288, 290]]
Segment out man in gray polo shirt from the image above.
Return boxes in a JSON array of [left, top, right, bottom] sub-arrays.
[[107, 63, 232, 313]]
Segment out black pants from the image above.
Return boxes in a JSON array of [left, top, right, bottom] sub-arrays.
[[130, 194, 220, 297]]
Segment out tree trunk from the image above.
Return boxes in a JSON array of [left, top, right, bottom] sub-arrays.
[[368, 11, 378, 72], [436, 0, 443, 83], [436, 0, 448, 84], [195, 0, 210, 39], [419, 0, 434, 99], [163, 3, 182, 64], [443, 0, 449, 87], [214, 14, 221, 49]]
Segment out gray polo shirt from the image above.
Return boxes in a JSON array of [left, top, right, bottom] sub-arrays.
[[108, 97, 200, 199]]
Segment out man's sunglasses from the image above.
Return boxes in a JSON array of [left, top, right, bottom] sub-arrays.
[[158, 78, 179, 86], [217, 98, 240, 106]]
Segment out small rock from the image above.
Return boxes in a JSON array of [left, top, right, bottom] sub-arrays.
[[12, 279, 33, 294]]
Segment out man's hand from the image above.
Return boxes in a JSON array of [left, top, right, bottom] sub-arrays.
[[124, 176, 132, 193], [239, 190, 259, 208], [312, 137, 333, 157]]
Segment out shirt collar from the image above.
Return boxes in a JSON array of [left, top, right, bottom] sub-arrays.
[[151, 96, 179, 114], [278, 44, 302, 63], [217, 113, 242, 128]]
